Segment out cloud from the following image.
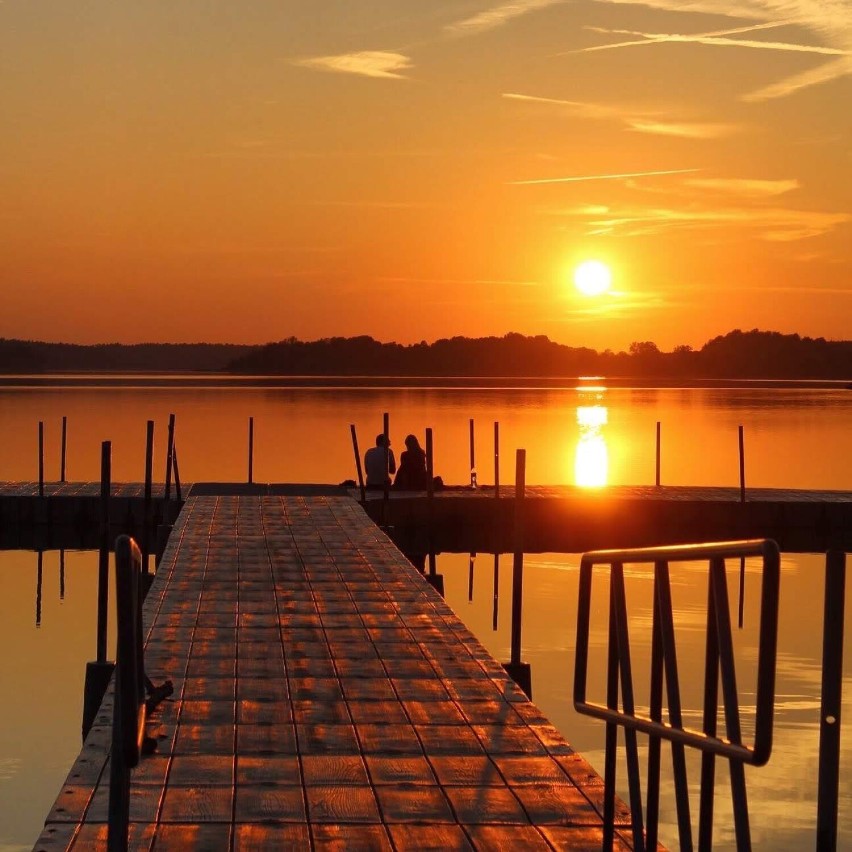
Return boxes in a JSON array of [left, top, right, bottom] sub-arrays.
[[579, 21, 846, 56], [585, 1, 852, 98], [446, 0, 567, 37], [685, 177, 800, 196], [626, 120, 738, 138], [552, 202, 850, 240], [503, 93, 739, 139], [743, 56, 852, 100], [294, 51, 412, 79], [510, 168, 701, 185]]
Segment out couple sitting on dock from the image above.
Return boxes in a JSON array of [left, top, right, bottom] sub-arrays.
[[365, 433, 431, 490]]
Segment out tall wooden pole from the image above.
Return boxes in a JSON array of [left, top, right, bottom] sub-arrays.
[[96, 441, 111, 663], [38, 421, 45, 498], [164, 414, 175, 500], [60, 416, 67, 483], [494, 421, 500, 497], [350, 425, 366, 502], [469, 418, 476, 488], [248, 417, 254, 485], [655, 421, 661, 487], [510, 449, 526, 666], [142, 421, 154, 574]]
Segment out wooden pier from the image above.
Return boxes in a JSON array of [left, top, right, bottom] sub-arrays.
[[3, 481, 850, 553], [34, 495, 631, 851]]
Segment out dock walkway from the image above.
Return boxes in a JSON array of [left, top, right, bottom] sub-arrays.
[[35, 495, 630, 851]]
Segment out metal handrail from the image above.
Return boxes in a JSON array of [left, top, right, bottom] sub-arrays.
[[106, 535, 173, 851], [574, 538, 781, 852]]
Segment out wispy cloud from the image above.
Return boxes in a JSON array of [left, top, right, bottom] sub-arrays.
[[584, 2, 852, 99], [744, 55, 852, 100], [685, 177, 800, 196], [510, 168, 701, 185], [578, 21, 845, 56], [553, 202, 850, 240], [503, 93, 739, 139], [294, 51, 412, 79], [446, 0, 567, 37], [626, 120, 737, 138]]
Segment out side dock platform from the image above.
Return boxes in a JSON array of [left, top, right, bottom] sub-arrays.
[[34, 495, 632, 851]]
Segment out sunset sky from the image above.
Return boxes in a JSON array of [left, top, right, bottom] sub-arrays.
[[1, 0, 850, 351]]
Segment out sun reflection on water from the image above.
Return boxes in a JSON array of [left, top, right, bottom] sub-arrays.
[[575, 404, 608, 487]]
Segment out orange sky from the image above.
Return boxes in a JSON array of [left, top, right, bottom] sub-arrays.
[[1, 1, 850, 351]]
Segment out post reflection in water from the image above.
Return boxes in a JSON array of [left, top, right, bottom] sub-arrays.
[[574, 404, 609, 487]]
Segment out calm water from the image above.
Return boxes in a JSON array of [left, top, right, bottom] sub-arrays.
[[1, 378, 851, 849]]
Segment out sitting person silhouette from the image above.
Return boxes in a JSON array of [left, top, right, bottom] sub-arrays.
[[364, 433, 396, 488], [393, 434, 429, 490]]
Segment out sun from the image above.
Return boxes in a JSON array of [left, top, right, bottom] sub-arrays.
[[573, 260, 612, 296]]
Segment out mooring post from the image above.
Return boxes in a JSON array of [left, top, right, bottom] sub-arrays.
[[36, 550, 43, 628], [142, 421, 154, 575], [504, 448, 531, 697], [424, 427, 443, 595], [426, 428, 434, 500], [248, 416, 254, 485], [173, 444, 182, 501], [468, 552, 475, 602], [382, 412, 390, 516], [350, 424, 366, 501], [469, 418, 477, 488], [59, 549, 66, 601], [655, 421, 661, 487], [492, 553, 499, 631], [60, 415, 67, 483], [83, 440, 115, 741], [97, 440, 111, 664], [817, 549, 846, 852], [164, 413, 175, 500], [38, 420, 45, 498], [494, 421, 500, 497], [738, 424, 746, 628]]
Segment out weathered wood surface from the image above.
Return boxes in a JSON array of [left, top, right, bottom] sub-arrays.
[[34, 496, 633, 851]]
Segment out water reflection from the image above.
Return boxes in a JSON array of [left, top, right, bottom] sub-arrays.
[[575, 405, 609, 487]]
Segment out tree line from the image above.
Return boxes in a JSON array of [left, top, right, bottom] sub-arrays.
[[1, 330, 850, 379]]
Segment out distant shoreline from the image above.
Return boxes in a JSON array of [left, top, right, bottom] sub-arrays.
[[0, 372, 848, 390]]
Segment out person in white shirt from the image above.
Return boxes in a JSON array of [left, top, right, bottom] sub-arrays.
[[364, 434, 396, 488]]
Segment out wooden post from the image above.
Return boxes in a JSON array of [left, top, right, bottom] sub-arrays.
[[494, 421, 500, 497], [142, 421, 154, 574], [59, 549, 66, 600], [97, 440, 111, 663], [468, 552, 475, 601], [738, 424, 747, 628], [504, 449, 532, 698], [469, 418, 476, 488], [60, 416, 67, 483], [655, 421, 661, 487], [510, 449, 526, 666], [173, 445, 182, 501], [350, 425, 366, 501], [248, 416, 254, 485], [817, 550, 846, 851], [36, 550, 43, 628], [492, 553, 499, 631], [426, 428, 434, 500], [738, 425, 746, 503], [164, 414, 175, 500], [38, 421, 45, 498], [382, 412, 390, 506]]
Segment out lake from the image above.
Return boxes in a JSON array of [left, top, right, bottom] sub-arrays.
[[0, 376, 850, 850]]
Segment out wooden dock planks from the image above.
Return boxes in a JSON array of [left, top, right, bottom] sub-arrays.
[[34, 495, 633, 851]]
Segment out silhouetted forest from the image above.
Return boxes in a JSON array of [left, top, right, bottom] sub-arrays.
[[1, 330, 850, 379], [0, 340, 254, 372], [227, 330, 852, 380]]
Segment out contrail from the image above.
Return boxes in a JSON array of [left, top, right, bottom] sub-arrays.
[[510, 168, 700, 185]]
